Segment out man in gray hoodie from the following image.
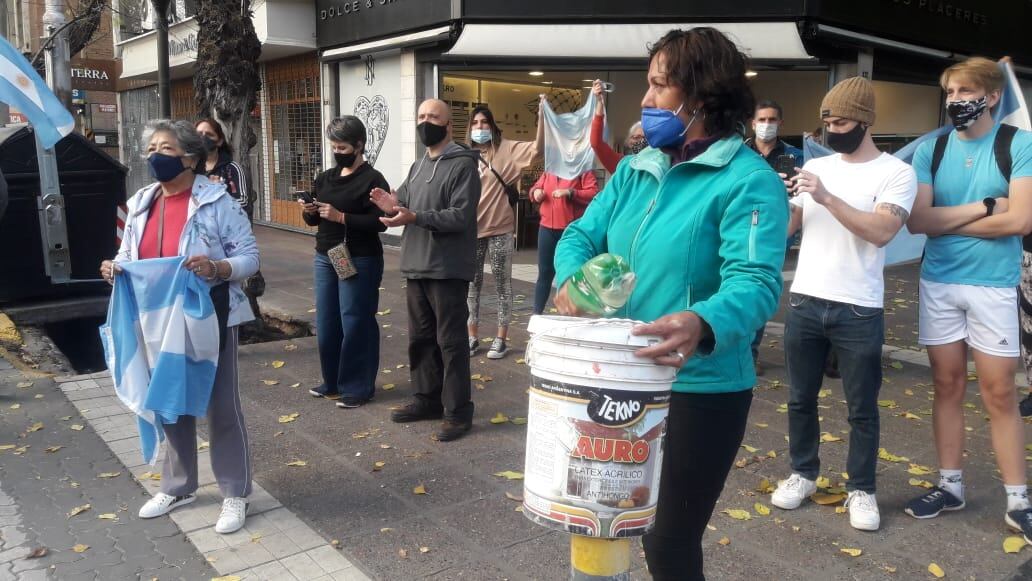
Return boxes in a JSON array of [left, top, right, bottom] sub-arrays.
[[371, 99, 481, 442]]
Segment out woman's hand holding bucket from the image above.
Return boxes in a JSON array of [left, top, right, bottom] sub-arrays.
[[632, 311, 707, 368]]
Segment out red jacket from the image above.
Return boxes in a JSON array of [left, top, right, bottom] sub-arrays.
[[531, 171, 599, 230], [590, 114, 623, 175]]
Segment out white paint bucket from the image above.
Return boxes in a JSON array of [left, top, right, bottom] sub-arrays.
[[522, 315, 676, 538]]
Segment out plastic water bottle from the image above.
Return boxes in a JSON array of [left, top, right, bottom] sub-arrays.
[[566, 253, 637, 316]]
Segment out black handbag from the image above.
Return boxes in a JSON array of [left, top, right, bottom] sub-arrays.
[[488, 165, 521, 206]]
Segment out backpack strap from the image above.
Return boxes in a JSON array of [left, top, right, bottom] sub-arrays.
[[930, 132, 950, 183], [995, 124, 1017, 182]]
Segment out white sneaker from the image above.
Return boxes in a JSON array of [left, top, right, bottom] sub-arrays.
[[138, 492, 195, 519], [771, 474, 817, 510], [215, 497, 248, 534], [845, 490, 880, 531]]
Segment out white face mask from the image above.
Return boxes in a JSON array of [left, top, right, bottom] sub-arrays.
[[470, 128, 493, 144], [754, 122, 778, 142]]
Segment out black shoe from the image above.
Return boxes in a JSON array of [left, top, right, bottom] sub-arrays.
[[1020, 393, 1032, 418], [904, 486, 965, 519], [309, 384, 339, 398], [469, 336, 479, 357], [390, 402, 444, 423], [336, 396, 371, 409], [432, 419, 472, 442], [1005, 507, 1032, 544]]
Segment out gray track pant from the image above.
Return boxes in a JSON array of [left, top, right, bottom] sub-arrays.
[[160, 326, 252, 498]]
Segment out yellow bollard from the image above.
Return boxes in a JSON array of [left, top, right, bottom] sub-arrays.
[[570, 535, 632, 580]]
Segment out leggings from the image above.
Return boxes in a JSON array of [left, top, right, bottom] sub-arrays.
[[1020, 250, 1032, 383], [468, 232, 514, 328], [643, 389, 753, 580]]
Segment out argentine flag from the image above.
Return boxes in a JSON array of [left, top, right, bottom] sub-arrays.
[[0, 35, 75, 149], [100, 257, 221, 465], [803, 61, 1031, 265]]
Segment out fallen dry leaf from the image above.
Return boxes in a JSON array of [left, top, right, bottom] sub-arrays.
[[380, 443, 392, 449], [70, 424, 84, 431], [413, 484, 427, 495], [890, 361, 903, 370], [97, 513, 117, 520], [907, 464, 933, 476], [722, 509, 751, 521], [0, 445, 17, 451], [17, 381, 33, 388], [877, 399, 898, 408], [197, 440, 210, 451], [756, 479, 775, 494], [284, 344, 299, 351], [835, 506, 847, 514], [211, 577, 242, 581], [372, 461, 386, 472], [289, 382, 301, 388], [510, 417, 527, 425], [717, 537, 731, 546], [285, 460, 308, 467], [44, 446, 63, 454], [34, 394, 43, 400], [398, 548, 408, 558], [766, 450, 777, 459], [71, 544, 89, 553], [67, 504, 91, 517], [819, 432, 843, 443], [741, 444, 759, 453], [9, 404, 20, 410], [493, 470, 524, 480], [419, 546, 430, 554], [382, 383, 396, 391], [928, 563, 945, 578], [878, 448, 909, 463], [250, 533, 262, 543], [812, 492, 847, 506], [754, 502, 771, 516], [1003, 536, 1026, 554], [505, 491, 524, 502], [840, 548, 862, 557], [278, 412, 300, 424], [815, 476, 832, 488], [26, 547, 48, 559], [908, 478, 934, 489], [261, 379, 279, 386], [274, 431, 284, 437], [883, 565, 898, 573], [901, 412, 922, 420], [139, 471, 161, 481], [489, 412, 509, 425], [271, 360, 285, 369], [27, 422, 44, 433], [380, 528, 394, 533]]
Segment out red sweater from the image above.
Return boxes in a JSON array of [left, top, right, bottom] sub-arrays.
[[531, 171, 599, 230], [590, 114, 623, 175], [138, 189, 191, 259]]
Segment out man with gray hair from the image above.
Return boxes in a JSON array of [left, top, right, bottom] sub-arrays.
[[371, 99, 481, 442]]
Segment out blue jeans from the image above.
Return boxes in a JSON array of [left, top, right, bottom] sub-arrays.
[[784, 293, 884, 493], [313, 253, 384, 400], [534, 226, 564, 315]]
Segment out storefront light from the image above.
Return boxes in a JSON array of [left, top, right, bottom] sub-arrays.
[[746, 70, 759, 77], [542, 81, 553, 85], [529, 71, 545, 76]]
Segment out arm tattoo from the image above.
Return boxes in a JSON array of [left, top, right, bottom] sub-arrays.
[[875, 202, 909, 224]]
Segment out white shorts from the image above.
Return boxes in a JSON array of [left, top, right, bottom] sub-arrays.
[[918, 279, 1019, 357]]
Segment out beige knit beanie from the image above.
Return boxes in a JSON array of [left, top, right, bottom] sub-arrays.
[[820, 77, 876, 125]]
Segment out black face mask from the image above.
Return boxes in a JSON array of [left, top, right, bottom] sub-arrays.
[[334, 152, 358, 168], [201, 135, 217, 152], [417, 121, 448, 147], [826, 122, 867, 154]]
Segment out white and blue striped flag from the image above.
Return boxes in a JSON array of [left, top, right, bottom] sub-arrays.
[[100, 257, 221, 465], [803, 61, 1031, 265], [0, 35, 75, 149]]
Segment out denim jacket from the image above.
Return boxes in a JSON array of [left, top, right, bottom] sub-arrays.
[[115, 175, 260, 327]]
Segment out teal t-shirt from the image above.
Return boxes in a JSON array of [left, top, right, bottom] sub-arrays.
[[916, 124, 1032, 287]]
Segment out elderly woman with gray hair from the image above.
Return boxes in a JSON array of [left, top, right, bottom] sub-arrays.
[[98, 119, 259, 535], [298, 116, 389, 407]]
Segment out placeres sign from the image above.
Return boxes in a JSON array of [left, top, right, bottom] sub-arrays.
[[316, 0, 454, 48]]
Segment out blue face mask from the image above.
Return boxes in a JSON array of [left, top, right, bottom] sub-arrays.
[[470, 128, 493, 144], [641, 104, 698, 149], [147, 152, 188, 183]]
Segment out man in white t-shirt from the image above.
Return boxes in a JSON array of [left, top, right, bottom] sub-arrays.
[[770, 77, 918, 532]]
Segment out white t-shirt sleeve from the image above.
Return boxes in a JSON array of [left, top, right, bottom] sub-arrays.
[[790, 158, 823, 208], [874, 161, 918, 214]]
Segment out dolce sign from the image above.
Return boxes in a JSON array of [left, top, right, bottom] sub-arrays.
[[320, 0, 402, 20]]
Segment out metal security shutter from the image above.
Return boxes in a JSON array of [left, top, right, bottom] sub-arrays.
[[120, 85, 161, 195]]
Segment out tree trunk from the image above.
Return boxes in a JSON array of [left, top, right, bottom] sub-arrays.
[[193, 0, 263, 326]]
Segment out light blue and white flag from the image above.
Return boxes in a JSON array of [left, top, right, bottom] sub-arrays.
[[100, 257, 221, 465], [0, 35, 75, 149], [803, 61, 1030, 265], [542, 92, 600, 180]]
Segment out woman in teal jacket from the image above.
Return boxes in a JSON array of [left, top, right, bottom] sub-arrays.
[[554, 28, 789, 580]]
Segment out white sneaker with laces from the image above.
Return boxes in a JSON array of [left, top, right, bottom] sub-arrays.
[[845, 490, 880, 531], [138, 492, 195, 519], [771, 474, 817, 510], [487, 337, 508, 360], [215, 497, 248, 534]]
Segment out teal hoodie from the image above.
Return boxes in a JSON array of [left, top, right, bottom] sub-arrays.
[[554, 135, 789, 394]]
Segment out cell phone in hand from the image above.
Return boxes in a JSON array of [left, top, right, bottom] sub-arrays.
[[295, 191, 314, 204], [775, 155, 798, 179]]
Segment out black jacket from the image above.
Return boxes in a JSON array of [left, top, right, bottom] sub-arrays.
[[205, 150, 252, 211], [0, 168, 7, 223], [305, 162, 390, 256]]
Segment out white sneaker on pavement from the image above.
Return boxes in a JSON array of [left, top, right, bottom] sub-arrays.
[[138, 492, 195, 519], [771, 474, 817, 510], [845, 490, 880, 531], [215, 497, 248, 534]]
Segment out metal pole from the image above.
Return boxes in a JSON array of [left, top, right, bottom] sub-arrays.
[[152, 0, 172, 117], [43, 0, 71, 110], [569, 536, 632, 581]]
